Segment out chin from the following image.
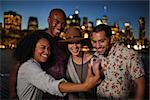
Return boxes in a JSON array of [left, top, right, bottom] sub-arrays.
[[55, 33, 60, 36], [71, 52, 80, 56], [40, 59, 47, 63], [98, 51, 105, 55]]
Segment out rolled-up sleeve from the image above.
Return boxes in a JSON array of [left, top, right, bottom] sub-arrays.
[[129, 52, 145, 80], [46, 78, 67, 96]]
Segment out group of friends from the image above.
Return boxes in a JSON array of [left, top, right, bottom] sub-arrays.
[[9, 8, 145, 100]]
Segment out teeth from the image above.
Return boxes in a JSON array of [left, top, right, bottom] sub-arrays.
[[72, 48, 80, 53], [56, 29, 60, 33], [41, 54, 48, 58]]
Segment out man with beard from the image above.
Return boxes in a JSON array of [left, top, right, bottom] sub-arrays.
[[91, 24, 145, 100]]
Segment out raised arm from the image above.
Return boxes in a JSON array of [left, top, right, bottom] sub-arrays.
[[59, 63, 101, 92]]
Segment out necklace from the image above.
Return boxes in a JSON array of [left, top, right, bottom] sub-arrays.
[[72, 52, 92, 82]]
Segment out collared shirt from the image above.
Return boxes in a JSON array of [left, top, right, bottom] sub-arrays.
[[96, 43, 145, 99], [17, 58, 66, 100]]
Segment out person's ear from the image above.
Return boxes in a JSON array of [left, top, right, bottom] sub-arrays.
[[48, 17, 51, 24], [110, 36, 113, 44]]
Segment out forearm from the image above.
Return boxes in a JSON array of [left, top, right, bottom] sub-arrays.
[[58, 82, 88, 93], [134, 76, 145, 100], [59, 63, 101, 93]]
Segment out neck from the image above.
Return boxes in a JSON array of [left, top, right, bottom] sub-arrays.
[[72, 52, 92, 64], [104, 43, 113, 57], [46, 29, 55, 37]]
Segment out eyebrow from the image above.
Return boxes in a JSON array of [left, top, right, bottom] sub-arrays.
[[39, 44, 50, 47], [91, 38, 106, 42], [54, 16, 65, 23]]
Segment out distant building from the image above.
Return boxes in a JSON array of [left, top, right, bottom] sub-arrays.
[[0, 22, 2, 35], [4, 11, 22, 31], [139, 17, 145, 39], [137, 17, 148, 50], [124, 22, 131, 39], [102, 15, 108, 25], [124, 22, 135, 46], [111, 23, 122, 43], [96, 15, 108, 26], [96, 18, 102, 26], [87, 21, 93, 32], [82, 17, 88, 28], [27, 16, 38, 31], [0, 22, 2, 30]]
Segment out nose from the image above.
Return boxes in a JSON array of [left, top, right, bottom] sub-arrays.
[[44, 48, 50, 55], [96, 41, 100, 48], [72, 43, 78, 46], [56, 22, 62, 28]]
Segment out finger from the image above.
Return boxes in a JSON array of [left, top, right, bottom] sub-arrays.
[[87, 63, 92, 77], [96, 79, 102, 84], [95, 63, 100, 77], [95, 64, 101, 78]]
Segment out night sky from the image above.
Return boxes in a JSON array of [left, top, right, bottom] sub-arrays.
[[1, 0, 149, 38]]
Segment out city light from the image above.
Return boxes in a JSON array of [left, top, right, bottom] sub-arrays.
[[112, 30, 115, 35], [84, 33, 88, 38], [133, 45, 138, 50], [124, 23, 130, 27], [0, 44, 5, 49], [96, 19, 102, 26], [74, 9, 79, 14], [121, 29, 125, 33], [142, 45, 145, 48], [127, 44, 131, 48], [69, 15, 73, 19], [81, 25, 85, 30]]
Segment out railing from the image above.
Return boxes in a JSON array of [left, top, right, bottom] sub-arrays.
[[0, 73, 10, 77]]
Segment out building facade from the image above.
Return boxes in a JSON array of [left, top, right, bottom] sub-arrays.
[[27, 16, 38, 31], [4, 11, 22, 31]]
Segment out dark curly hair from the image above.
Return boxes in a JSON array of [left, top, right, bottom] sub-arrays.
[[93, 24, 112, 38], [14, 31, 55, 67]]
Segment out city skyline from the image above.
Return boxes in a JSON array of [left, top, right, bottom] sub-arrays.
[[1, 0, 149, 38]]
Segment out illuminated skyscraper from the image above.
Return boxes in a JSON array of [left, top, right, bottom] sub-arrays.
[[102, 15, 108, 25], [0, 23, 2, 30], [139, 17, 145, 39], [96, 15, 108, 25], [27, 16, 38, 31], [82, 17, 88, 28], [0, 22, 2, 34], [124, 22, 131, 39], [87, 21, 93, 32], [4, 11, 22, 31], [124, 22, 135, 46]]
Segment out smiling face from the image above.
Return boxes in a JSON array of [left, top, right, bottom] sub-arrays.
[[48, 10, 66, 37], [33, 38, 51, 63], [91, 31, 110, 55], [68, 42, 81, 57]]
